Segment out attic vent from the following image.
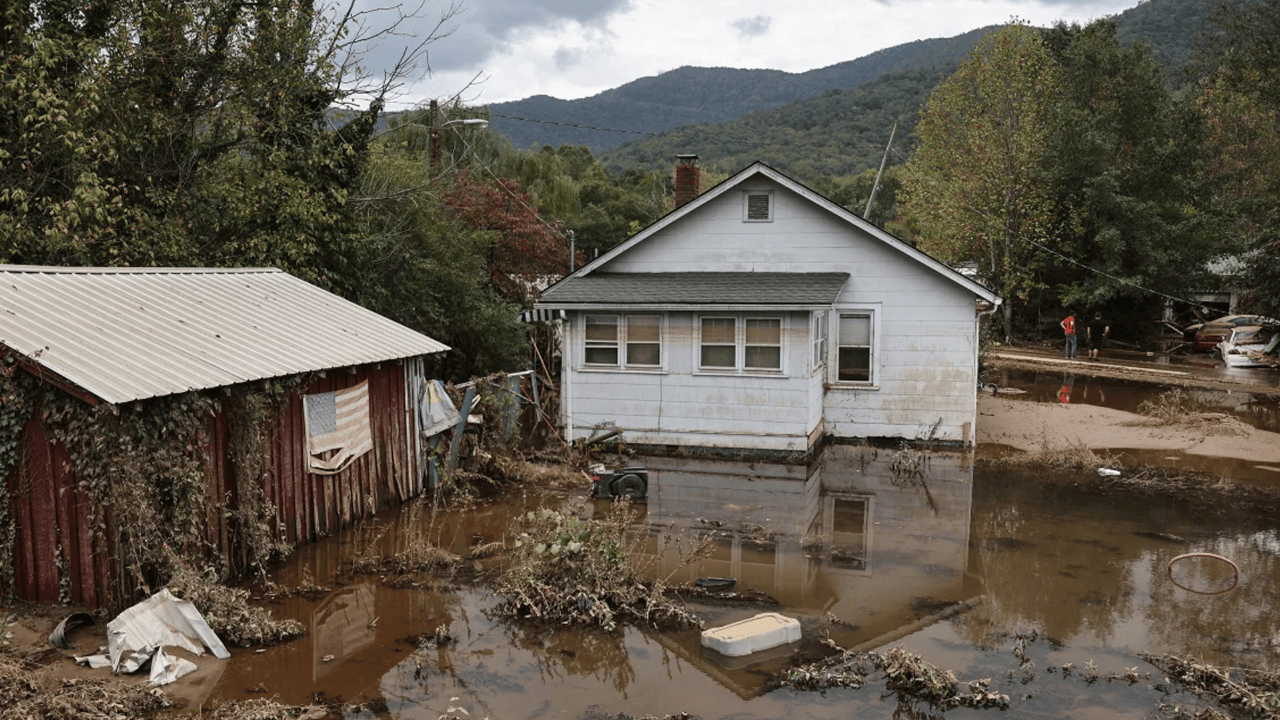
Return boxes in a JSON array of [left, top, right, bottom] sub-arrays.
[[744, 191, 773, 222]]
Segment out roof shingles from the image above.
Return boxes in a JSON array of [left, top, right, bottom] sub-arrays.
[[539, 272, 850, 306]]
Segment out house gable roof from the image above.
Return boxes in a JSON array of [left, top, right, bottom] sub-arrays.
[[551, 162, 999, 305], [0, 265, 449, 404], [538, 272, 850, 309]]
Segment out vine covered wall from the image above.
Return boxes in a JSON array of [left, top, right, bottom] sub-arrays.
[[1, 360, 420, 608]]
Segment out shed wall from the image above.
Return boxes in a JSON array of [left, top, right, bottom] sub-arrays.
[[6, 363, 420, 608]]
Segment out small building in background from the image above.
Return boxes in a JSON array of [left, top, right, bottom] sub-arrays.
[[0, 265, 450, 607], [532, 160, 1000, 458]]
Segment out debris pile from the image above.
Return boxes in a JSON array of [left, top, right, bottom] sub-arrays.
[[166, 569, 304, 647], [786, 642, 1011, 711], [493, 501, 704, 632], [1144, 653, 1280, 719]]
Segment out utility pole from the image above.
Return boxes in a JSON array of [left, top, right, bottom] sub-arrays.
[[429, 99, 442, 170], [864, 122, 897, 220]]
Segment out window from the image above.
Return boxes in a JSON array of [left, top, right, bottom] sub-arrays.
[[812, 311, 828, 370], [584, 315, 618, 365], [700, 317, 736, 369], [585, 314, 662, 369], [699, 315, 784, 373], [744, 318, 781, 370], [743, 190, 773, 222], [626, 315, 661, 366], [838, 313, 873, 383], [824, 495, 872, 571]]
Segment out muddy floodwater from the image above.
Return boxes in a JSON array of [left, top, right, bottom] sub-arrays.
[[207, 424, 1280, 719]]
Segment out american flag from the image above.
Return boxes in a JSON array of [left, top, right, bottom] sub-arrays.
[[303, 380, 373, 475]]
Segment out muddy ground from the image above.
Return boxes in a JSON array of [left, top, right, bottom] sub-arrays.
[[3, 351, 1278, 719], [980, 353, 1280, 463]]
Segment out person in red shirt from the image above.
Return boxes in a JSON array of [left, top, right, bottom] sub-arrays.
[[1060, 310, 1077, 359]]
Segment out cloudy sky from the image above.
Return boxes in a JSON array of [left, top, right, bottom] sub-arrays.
[[362, 0, 1144, 109]]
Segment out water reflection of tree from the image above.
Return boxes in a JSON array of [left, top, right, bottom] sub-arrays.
[[958, 469, 1139, 647], [498, 621, 637, 695], [1143, 533, 1280, 667]]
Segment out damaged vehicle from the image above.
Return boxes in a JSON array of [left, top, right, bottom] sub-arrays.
[[1191, 314, 1279, 352], [1217, 324, 1280, 367]]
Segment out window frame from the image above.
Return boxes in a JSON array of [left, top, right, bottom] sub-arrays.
[[696, 313, 786, 375], [742, 189, 774, 222], [835, 308, 877, 386], [581, 313, 664, 370], [812, 310, 828, 373], [743, 317, 783, 371], [698, 316, 738, 371]]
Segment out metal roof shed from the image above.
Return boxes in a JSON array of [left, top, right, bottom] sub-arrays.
[[0, 265, 452, 608], [0, 265, 449, 404]]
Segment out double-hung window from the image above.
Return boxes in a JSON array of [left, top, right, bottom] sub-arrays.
[[699, 316, 783, 373], [584, 314, 662, 369], [812, 311, 828, 371], [626, 315, 661, 366], [699, 317, 736, 369], [837, 312, 873, 383], [744, 318, 782, 370]]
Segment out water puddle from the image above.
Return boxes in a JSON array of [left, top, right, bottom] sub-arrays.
[[987, 367, 1280, 432], [208, 445, 1280, 719]]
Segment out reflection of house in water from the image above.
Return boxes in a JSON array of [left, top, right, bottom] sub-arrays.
[[625, 445, 979, 698]]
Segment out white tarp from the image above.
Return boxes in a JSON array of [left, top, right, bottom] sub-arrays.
[[149, 646, 199, 686], [420, 380, 460, 438], [106, 588, 230, 672]]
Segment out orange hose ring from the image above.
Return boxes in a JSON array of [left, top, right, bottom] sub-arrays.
[[1167, 552, 1240, 595]]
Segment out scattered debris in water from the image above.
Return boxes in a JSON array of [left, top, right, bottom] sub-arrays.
[[785, 642, 1011, 711], [1144, 653, 1280, 719], [494, 501, 708, 632], [166, 567, 304, 647], [1133, 531, 1187, 544]]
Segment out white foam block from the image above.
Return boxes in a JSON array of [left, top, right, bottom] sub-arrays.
[[700, 612, 801, 657]]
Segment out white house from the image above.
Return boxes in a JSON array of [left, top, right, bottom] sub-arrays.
[[533, 160, 1001, 457]]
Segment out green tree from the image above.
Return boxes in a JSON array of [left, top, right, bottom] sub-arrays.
[[902, 22, 1059, 341], [0, 0, 443, 279], [346, 146, 529, 380], [1196, 0, 1280, 316], [1040, 20, 1215, 334]]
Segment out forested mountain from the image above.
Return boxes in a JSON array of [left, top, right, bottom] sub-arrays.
[[597, 67, 948, 179], [486, 0, 1219, 158], [487, 27, 993, 154]]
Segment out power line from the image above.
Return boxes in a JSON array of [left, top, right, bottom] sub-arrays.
[[886, 146, 1209, 309], [487, 112, 657, 137]]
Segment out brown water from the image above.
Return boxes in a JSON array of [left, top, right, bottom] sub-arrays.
[[208, 444, 1280, 719], [986, 367, 1280, 433]]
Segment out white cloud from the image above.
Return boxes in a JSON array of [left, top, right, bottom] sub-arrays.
[[731, 15, 772, 39], [375, 0, 1141, 109]]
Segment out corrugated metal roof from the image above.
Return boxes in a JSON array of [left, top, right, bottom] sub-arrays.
[[0, 265, 449, 404], [538, 272, 850, 307]]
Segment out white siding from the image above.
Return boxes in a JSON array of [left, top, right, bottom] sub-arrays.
[[563, 177, 983, 451], [562, 310, 818, 452]]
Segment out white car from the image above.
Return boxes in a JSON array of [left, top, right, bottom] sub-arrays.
[[1217, 324, 1280, 367]]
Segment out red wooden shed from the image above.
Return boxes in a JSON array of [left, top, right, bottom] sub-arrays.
[[0, 266, 450, 608]]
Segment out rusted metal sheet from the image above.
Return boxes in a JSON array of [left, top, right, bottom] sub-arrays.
[[0, 265, 449, 405], [6, 362, 421, 608]]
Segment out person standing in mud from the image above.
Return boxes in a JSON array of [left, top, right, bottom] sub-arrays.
[[1087, 312, 1109, 361], [1060, 310, 1078, 359]]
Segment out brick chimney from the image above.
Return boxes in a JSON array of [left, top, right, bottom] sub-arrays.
[[674, 154, 700, 208]]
